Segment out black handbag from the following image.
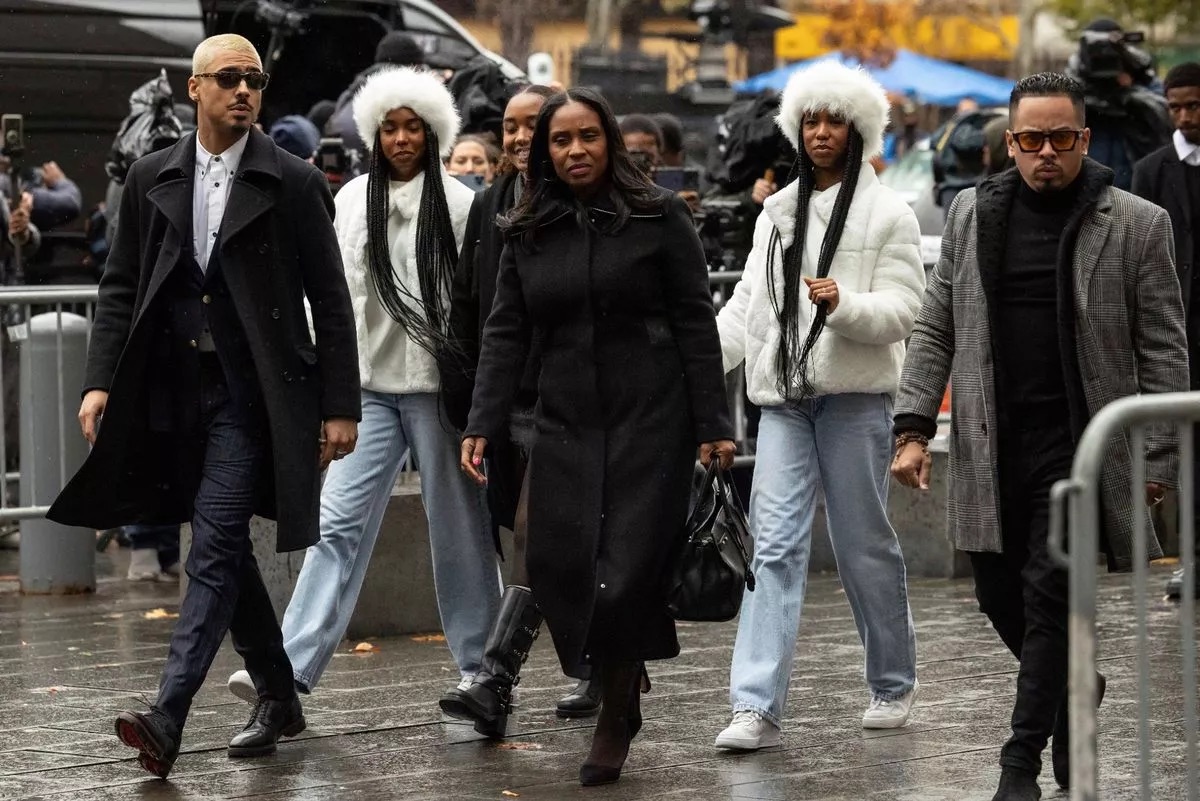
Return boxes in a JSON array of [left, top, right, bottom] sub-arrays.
[[666, 461, 755, 622]]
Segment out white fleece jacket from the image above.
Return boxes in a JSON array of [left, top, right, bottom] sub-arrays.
[[333, 169, 475, 393], [717, 167, 926, 405]]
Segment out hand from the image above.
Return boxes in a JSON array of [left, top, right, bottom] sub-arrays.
[[9, 202, 29, 241], [751, 179, 777, 206], [319, 418, 358, 469], [700, 439, 737, 470], [803, 277, 840, 313], [78, 390, 109, 445], [1146, 482, 1166, 507], [891, 441, 932, 490], [460, 436, 489, 486], [41, 161, 65, 188]]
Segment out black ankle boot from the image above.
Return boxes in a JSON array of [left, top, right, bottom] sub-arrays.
[[438, 585, 541, 738], [991, 767, 1041, 801], [1052, 673, 1107, 789], [556, 676, 603, 718]]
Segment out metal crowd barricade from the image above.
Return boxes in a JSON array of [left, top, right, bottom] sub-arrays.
[[1048, 392, 1200, 801]]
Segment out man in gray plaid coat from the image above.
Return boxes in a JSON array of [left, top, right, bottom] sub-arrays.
[[892, 72, 1188, 801]]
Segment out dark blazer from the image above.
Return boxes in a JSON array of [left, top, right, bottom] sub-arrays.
[[467, 193, 732, 675], [48, 129, 361, 552], [1133, 143, 1194, 319]]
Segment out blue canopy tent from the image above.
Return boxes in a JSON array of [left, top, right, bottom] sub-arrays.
[[735, 49, 1015, 106]]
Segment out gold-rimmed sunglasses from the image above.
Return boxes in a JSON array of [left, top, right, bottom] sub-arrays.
[[193, 70, 270, 91], [1010, 129, 1084, 153]]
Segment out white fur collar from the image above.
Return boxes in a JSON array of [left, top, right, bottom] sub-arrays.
[[776, 61, 890, 162], [353, 67, 461, 158]]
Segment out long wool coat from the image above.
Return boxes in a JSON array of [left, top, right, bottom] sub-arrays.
[[895, 162, 1187, 570], [467, 194, 732, 674], [48, 130, 361, 552]]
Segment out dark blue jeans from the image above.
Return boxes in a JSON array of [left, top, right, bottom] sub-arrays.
[[123, 524, 180, 569], [155, 358, 295, 731]]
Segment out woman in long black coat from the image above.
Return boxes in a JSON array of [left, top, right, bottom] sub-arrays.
[[460, 88, 735, 786]]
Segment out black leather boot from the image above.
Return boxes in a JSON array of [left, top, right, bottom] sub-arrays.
[[991, 767, 1041, 801], [438, 585, 542, 738], [114, 708, 181, 779], [1052, 673, 1106, 789], [227, 696, 306, 757], [557, 676, 603, 719]]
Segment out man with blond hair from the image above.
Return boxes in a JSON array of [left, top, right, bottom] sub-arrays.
[[49, 33, 361, 778]]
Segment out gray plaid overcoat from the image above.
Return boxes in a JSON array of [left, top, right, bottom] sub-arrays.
[[895, 164, 1188, 570]]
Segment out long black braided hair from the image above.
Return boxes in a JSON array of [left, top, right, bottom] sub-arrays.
[[364, 122, 461, 360], [766, 121, 865, 401]]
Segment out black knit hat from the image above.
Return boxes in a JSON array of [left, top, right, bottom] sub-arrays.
[[375, 31, 425, 66]]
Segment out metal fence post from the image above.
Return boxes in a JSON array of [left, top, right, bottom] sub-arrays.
[[17, 311, 92, 594]]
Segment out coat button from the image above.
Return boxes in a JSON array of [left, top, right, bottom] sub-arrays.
[[599, 583, 607, 589], [271, 308, 281, 319], [283, 371, 293, 382], [202, 294, 212, 304], [188, 339, 198, 348], [258, 244, 269, 254]]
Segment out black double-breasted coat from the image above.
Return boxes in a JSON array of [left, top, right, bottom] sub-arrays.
[[48, 130, 361, 552], [467, 193, 732, 673]]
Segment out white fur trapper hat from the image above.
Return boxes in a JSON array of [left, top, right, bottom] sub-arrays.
[[776, 60, 890, 163], [353, 67, 461, 158]]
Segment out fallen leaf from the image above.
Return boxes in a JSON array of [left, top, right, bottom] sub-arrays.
[[494, 742, 542, 751], [409, 633, 446, 643], [143, 608, 179, 620], [352, 642, 380, 654], [501, 792, 521, 798]]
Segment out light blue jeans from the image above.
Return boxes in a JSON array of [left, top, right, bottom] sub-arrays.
[[729, 393, 917, 726], [282, 390, 501, 691]]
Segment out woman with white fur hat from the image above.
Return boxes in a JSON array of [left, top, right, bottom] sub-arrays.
[[714, 60, 924, 750], [226, 67, 500, 704]]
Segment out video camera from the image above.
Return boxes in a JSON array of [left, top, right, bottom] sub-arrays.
[[1, 114, 24, 160], [314, 136, 358, 194], [1074, 29, 1155, 88]]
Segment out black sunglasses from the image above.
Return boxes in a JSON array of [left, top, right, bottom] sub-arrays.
[[1011, 129, 1084, 153], [194, 70, 270, 91]]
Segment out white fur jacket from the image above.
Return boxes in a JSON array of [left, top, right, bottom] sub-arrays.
[[332, 169, 475, 392], [717, 167, 926, 406]]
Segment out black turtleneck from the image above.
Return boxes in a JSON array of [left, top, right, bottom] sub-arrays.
[[997, 175, 1083, 428]]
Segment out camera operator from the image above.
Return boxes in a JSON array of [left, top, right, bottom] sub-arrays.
[[1067, 18, 1172, 190]]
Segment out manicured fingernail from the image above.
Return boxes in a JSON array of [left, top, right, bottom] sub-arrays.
[[473, 457, 481, 465]]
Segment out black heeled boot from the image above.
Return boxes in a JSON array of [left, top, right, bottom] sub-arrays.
[[1051, 673, 1106, 789], [439, 585, 542, 738], [991, 767, 1041, 801], [579, 662, 647, 787]]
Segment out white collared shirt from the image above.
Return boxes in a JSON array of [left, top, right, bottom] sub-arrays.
[[193, 134, 249, 271], [1174, 129, 1200, 167]]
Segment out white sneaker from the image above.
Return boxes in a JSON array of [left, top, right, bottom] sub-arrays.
[[862, 679, 918, 729], [126, 549, 167, 582], [227, 669, 257, 704], [714, 710, 782, 750]]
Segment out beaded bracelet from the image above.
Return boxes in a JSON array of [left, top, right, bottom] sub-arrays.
[[894, 432, 930, 453]]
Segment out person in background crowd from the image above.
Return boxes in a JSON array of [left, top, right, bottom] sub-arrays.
[[306, 99, 337, 134], [619, 113, 664, 170], [1132, 61, 1200, 603], [439, 85, 609, 736], [446, 134, 500, 185], [48, 33, 361, 778], [461, 87, 734, 786], [983, 115, 1015, 176], [269, 115, 321, 161], [0, 160, 82, 232], [894, 72, 1187, 800], [325, 31, 427, 155], [0, 193, 39, 486], [226, 66, 500, 710], [653, 112, 687, 167], [713, 61, 923, 753]]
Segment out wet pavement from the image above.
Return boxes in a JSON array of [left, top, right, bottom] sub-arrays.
[[0, 548, 1192, 800]]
